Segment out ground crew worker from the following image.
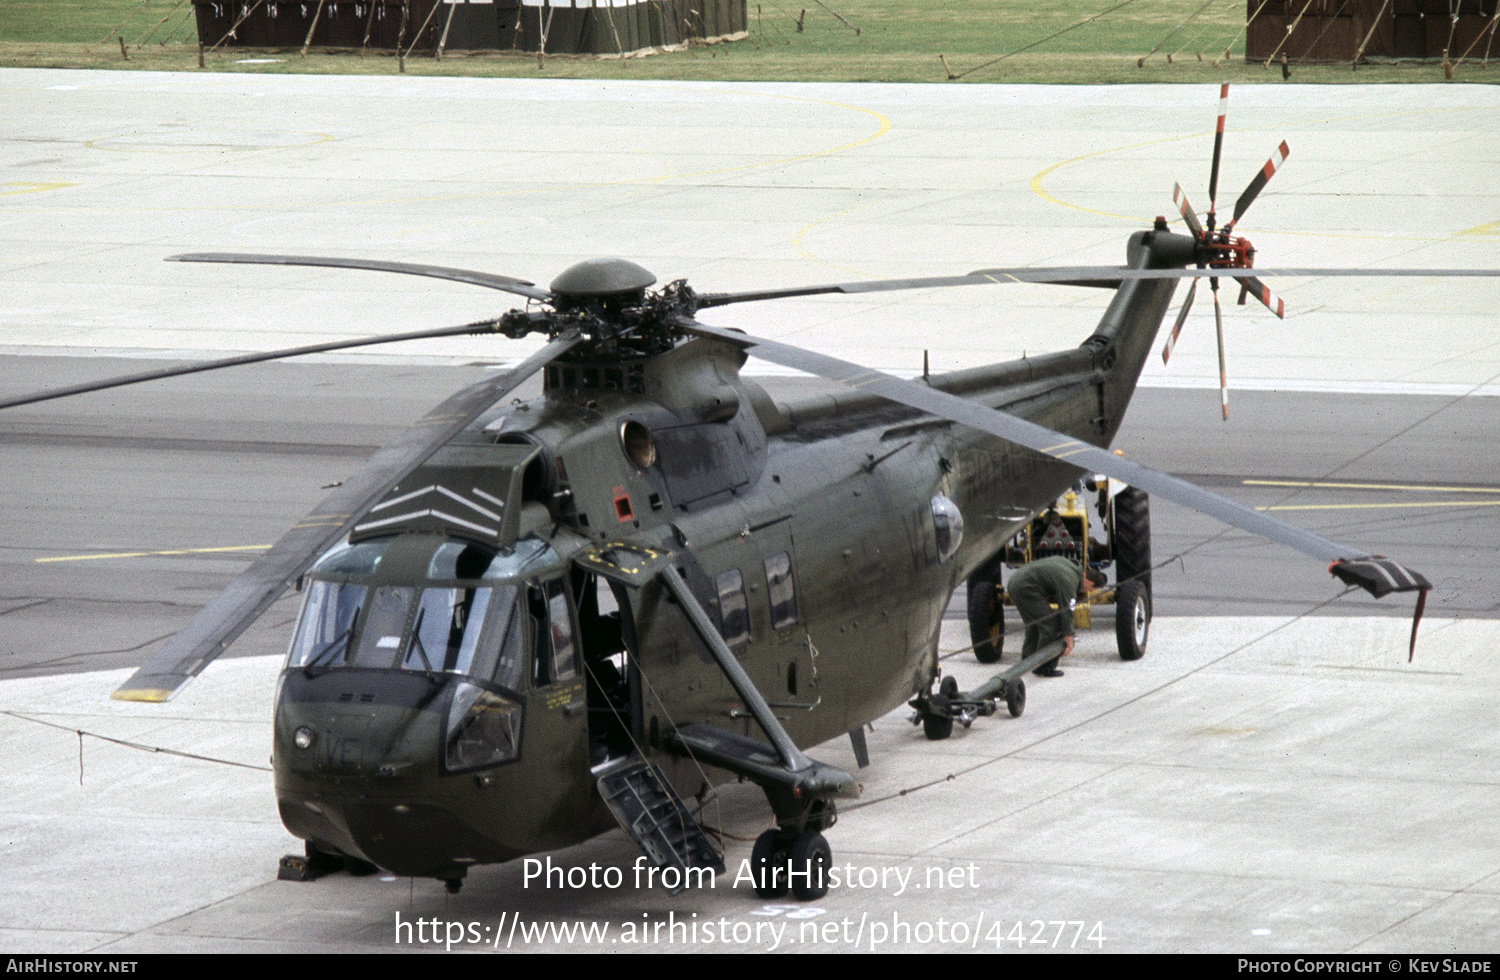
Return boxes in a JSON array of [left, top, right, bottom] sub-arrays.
[[1006, 556, 1106, 677]]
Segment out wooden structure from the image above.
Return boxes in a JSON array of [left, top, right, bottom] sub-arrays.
[[1246, 0, 1498, 61], [193, 0, 748, 55]]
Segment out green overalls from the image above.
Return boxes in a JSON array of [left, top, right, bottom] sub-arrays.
[[1007, 556, 1082, 673]]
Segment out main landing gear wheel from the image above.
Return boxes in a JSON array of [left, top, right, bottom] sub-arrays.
[[1005, 678, 1026, 718], [1116, 578, 1150, 661], [751, 829, 791, 899], [788, 831, 832, 901], [966, 574, 1004, 664]]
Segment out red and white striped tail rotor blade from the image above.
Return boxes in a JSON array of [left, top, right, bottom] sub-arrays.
[[1173, 183, 1204, 240], [1234, 274, 1286, 319], [1227, 140, 1290, 230], [1162, 276, 1199, 364], [1208, 82, 1229, 219], [1213, 285, 1229, 421]]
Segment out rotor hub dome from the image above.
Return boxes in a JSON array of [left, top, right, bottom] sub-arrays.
[[549, 258, 656, 300]]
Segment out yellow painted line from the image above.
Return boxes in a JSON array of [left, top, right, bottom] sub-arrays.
[[1457, 218, 1500, 237], [83, 130, 335, 154], [1, 181, 77, 196], [1245, 479, 1500, 494], [1030, 133, 1193, 224], [792, 203, 877, 277], [1256, 500, 1500, 512], [37, 544, 270, 564]]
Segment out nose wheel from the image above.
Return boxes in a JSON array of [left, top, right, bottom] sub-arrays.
[[750, 828, 832, 901]]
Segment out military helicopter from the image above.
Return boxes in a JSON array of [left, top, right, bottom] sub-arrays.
[[4, 92, 1490, 902]]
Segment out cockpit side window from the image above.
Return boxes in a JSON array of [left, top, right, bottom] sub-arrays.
[[529, 580, 578, 686], [547, 581, 577, 681], [484, 588, 525, 692]]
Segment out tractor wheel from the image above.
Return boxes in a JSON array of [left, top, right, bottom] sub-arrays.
[[750, 829, 791, 899], [966, 574, 1004, 664], [1112, 486, 1152, 602], [1005, 678, 1026, 718], [1115, 578, 1150, 661], [788, 831, 833, 901], [923, 712, 954, 741]]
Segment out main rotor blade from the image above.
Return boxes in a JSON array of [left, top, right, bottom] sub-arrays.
[[678, 317, 1427, 594], [110, 332, 580, 703], [695, 268, 1136, 306], [170, 253, 554, 303], [1225, 140, 1290, 231], [696, 266, 1500, 308], [1161, 276, 1198, 365], [0, 318, 509, 411]]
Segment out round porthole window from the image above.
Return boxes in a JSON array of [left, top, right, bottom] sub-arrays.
[[620, 420, 657, 469]]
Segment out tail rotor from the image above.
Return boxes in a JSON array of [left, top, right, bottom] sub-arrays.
[[1164, 83, 1290, 420]]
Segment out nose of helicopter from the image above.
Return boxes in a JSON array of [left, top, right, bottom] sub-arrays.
[[273, 668, 564, 878], [275, 737, 527, 879]]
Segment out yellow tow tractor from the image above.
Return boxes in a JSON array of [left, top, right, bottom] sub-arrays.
[[965, 478, 1152, 666]]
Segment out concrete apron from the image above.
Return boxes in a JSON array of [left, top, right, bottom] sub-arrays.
[[4, 70, 1499, 953], [1, 72, 1497, 394], [3, 613, 1497, 953]]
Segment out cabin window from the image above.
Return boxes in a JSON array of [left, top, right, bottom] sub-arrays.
[[716, 568, 750, 647], [931, 493, 965, 563], [765, 552, 797, 629], [287, 580, 367, 668]]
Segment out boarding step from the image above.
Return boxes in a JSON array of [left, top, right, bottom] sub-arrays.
[[596, 758, 724, 893]]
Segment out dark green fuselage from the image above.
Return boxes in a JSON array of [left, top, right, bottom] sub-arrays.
[[273, 229, 1189, 880]]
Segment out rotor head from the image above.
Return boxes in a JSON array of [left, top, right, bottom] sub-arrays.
[[549, 258, 657, 307]]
